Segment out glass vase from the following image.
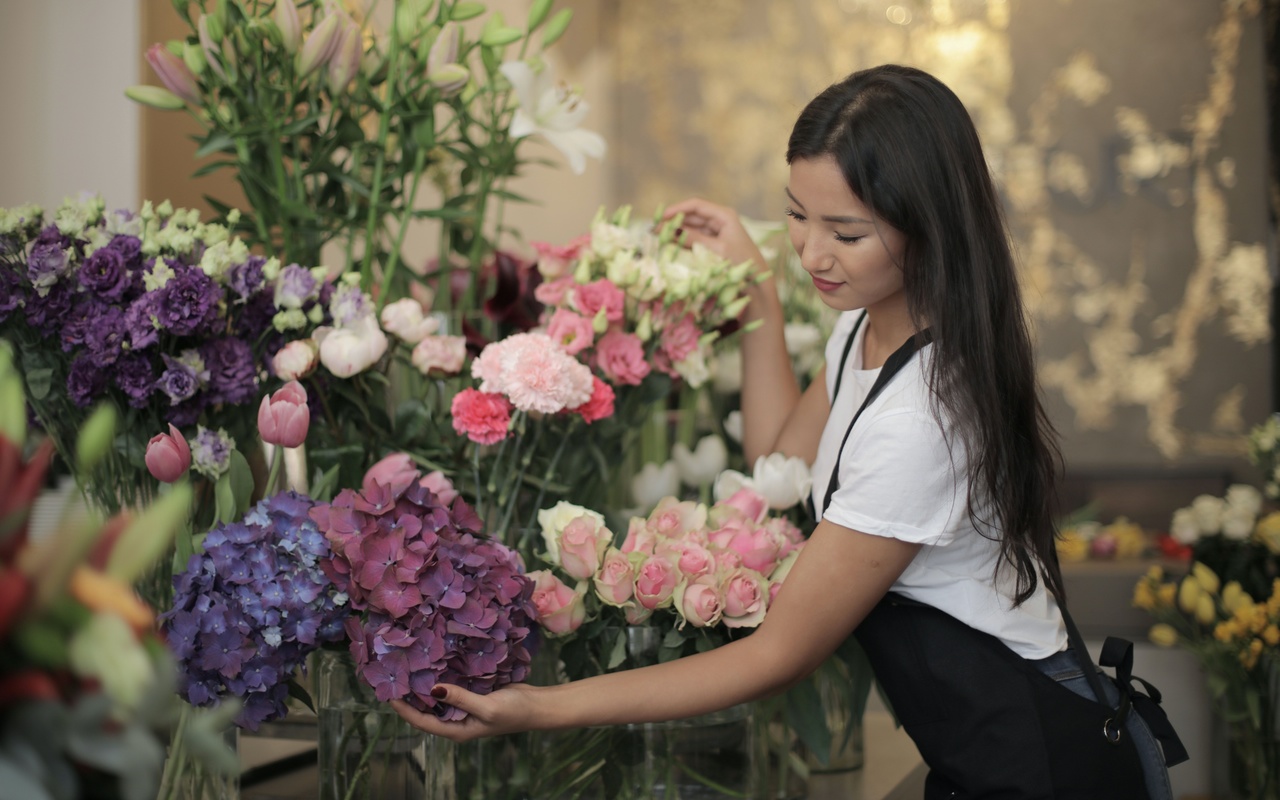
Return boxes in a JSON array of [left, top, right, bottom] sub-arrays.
[[159, 713, 239, 800], [315, 648, 454, 800], [1222, 722, 1280, 799], [802, 664, 865, 774]]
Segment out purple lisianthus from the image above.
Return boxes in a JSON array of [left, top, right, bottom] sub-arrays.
[[79, 245, 131, 301], [67, 353, 107, 408], [26, 239, 71, 291], [328, 283, 369, 326], [275, 264, 317, 309], [164, 491, 348, 731], [228, 255, 266, 300], [158, 265, 223, 336], [24, 280, 73, 336], [159, 353, 202, 405], [190, 425, 234, 479], [314, 472, 537, 720], [106, 233, 143, 269], [59, 296, 103, 352], [83, 305, 127, 365], [0, 268, 23, 323], [201, 337, 258, 406], [124, 291, 162, 350], [113, 352, 156, 408]]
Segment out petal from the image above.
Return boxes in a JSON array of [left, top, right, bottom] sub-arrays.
[[509, 109, 539, 140], [499, 61, 538, 113], [542, 128, 606, 175]]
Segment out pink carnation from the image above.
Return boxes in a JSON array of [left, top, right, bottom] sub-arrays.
[[472, 332, 594, 413], [660, 313, 700, 363], [546, 308, 595, 355], [570, 376, 615, 424], [594, 330, 650, 386], [450, 389, 512, 445], [572, 279, 625, 323]]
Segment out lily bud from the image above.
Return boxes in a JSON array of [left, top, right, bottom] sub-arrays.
[[125, 85, 186, 110], [274, 0, 302, 52], [428, 22, 461, 72], [428, 63, 469, 96], [145, 43, 201, 105], [328, 21, 363, 93], [298, 12, 343, 78], [198, 15, 227, 80], [182, 41, 207, 76]]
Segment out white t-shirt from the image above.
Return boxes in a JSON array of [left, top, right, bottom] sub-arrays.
[[811, 310, 1067, 659]]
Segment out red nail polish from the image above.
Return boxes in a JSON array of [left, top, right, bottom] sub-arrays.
[[430, 686, 447, 699]]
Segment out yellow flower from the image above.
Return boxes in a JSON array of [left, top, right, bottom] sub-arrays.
[[1215, 620, 1239, 642], [1255, 511, 1280, 554], [1145, 565, 1165, 582], [1264, 624, 1280, 647], [1133, 580, 1156, 611], [1192, 562, 1221, 595], [1106, 518, 1147, 559], [1157, 583, 1177, 608], [1222, 581, 1251, 614], [1195, 594, 1218, 626], [1057, 528, 1089, 562], [1240, 638, 1265, 670], [1178, 576, 1204, 614], [1149, 623, 1179, 647]]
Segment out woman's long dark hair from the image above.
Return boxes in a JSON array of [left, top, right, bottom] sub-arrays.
[[787, 65, 1065, 605]]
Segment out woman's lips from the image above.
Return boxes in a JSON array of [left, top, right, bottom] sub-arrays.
[[811, 276, 843, 292]]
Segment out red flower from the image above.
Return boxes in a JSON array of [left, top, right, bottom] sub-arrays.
[[451, 389, 513, 445], [570, 376, 615, 424]]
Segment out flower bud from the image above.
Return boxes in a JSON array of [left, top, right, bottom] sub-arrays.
[[272, 339, 319, 380], [429, 22, 461, 72], [274, 0, 302, 52], [145, 424, 191, 483], [428, 63, 469, 96], [1192, 561, 1221, 595], [125, 85, 186, 110], [76, 404, 118, 474], [198, 15, 227, 80], [1148, 623, 1178, 648], [182, 41, 207, 76], [258, 381, 310, 448], [328, 21, 363, 93], [298, 12, 343, 78], [145, 43, 201, 105]]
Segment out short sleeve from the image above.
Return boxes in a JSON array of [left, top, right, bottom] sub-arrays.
[[820, 407, 967, 546]]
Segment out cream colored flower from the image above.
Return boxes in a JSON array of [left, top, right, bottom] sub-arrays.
[[500, 61, 605, 175]]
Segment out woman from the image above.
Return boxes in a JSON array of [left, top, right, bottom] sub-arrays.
[[394, 65, 1179, 799]]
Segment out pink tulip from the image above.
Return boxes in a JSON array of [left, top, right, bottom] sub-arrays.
[[257, 381, 310, 448], [145, 44, 200, 105], [145, 424, 191, 482], [363, 452, 419, 496]]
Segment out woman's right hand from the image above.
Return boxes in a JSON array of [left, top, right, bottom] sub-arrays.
[[391, 682, 539, 742], [662, 198, 769, 276]]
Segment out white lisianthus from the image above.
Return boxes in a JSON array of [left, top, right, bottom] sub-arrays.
[[631, 460, 681, 511], [723, 411, 744, 443], [672, 435, 729, 488], [673, 347, 711, 389], [1169, 507, 1200, 545], [537, 501, 606, 567], [499, 61, 606, 175], [629, 256, 667, 302], [591, 221, 635, 260], [1189, 494, 1226, 535], [752, 453, 814, 510], [315, 314, 388, 378]]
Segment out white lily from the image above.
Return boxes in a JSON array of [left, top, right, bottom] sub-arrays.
[[500, 60, 606, 175], [672, 435, 729, 488], [752, 453, 813, 510], [631, 460, 680, 511]]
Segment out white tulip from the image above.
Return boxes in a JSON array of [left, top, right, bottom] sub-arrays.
[[1169, 507, 1200, 545], [1189, 494, 1225, 535], [752, 453, 813, 510], [672, 435, 729, 488], [713, 470, 756, 503], [631, 460, 680, 511], [723, 411, 744, 443]]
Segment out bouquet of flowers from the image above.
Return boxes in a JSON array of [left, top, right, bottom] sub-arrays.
[[313, 456, 538, 718], [130, 0, 602, 311], [0, 196, 340, 512], [1250, 413, 1280, 499], [164, 490, 349, 731], [1167, 483, 1279, 600]]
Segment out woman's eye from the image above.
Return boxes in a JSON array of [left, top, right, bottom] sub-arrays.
[[834, 233, 864, 244], [784, 207, 806, 222]]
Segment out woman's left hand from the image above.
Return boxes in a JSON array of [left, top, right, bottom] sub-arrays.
[[390, 682, 540, 741]]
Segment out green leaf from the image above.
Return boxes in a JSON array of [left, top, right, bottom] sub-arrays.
[[526, 0, 553, 31], [309, 463, 342, 504], [784, 676, 833, 767], [541, 8, 572, 48], [24, 367, 52, 401], [449, 1, 486, 21], [195, 132, 236, 159], [215, 472, 238, 524], [190, 160, 236, 178], [228, 449, 254, 515], [606, 628, 628, 669], [286, 678, 317, 713]]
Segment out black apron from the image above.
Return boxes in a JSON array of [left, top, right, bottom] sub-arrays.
[[822, 312, 1185, 799]]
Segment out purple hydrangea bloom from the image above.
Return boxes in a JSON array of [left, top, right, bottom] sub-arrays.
[[159, 354, 201, 405], [275, 264, 317, 308], [66, 354, 107, 408], [200, 337, 258, 406], [228, 255, 266, 299], [78, 245, 130, 301], [164, 491, 348, 731], [24, 281, 73, 336], [113, 352, 155, 408], [189, 425, 234, 479], [158, 265, 223, 336], [314, 474, 537, 719]]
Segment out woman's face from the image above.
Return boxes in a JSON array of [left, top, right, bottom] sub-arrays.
[[785, 155, 907, 313]]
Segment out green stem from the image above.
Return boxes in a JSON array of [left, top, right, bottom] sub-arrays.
[[266, 442, 284, 495], [156, 703, 192, 800], [359, 12, 403, 289], [341, 713, 391, 800], [377, 146, 428, 312]]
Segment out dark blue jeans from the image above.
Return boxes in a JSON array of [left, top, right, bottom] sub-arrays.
[[1033, 648, 1174, 800]]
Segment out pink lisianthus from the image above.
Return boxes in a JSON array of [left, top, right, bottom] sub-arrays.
[[472, 332, 593, 413], [534, 276, 575, 306], [593, 548, 635, 606], [528, 570, 587, 636], [145, 423, 191, 482], [676, 576, 724, 628], [545, 308, 595, 355], [532, 235, 590, 279], [411, 334, 467, 375], [571, 279, 625, 323], [570, 376, 615, 424], [594, 330, 650, 386], [659, 313, 700, 363], [451, 389, 513, 445], [557, 515, 613, 581], [720, 567, 769, 628], [257, 381, 310, 448], [634, 555, 680, 610]]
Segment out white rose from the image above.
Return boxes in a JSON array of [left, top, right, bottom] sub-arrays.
[[1169, 507, 1201, 545], [271, 339, 319, 381], [380, 297, 440, 344], [631, 460, 681, 511], [752, 453, 814, 510], [315, 315, 388, 378], [672, 435, 729, 488], [1225, 484, 1263, 518], [1189, 494, 1225, 535], [537, 501, 605, 567]]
